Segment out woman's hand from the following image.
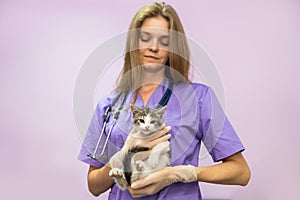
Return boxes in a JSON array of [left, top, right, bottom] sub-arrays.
[[122, 125, 171, 151], [128, 165, 197, 198], [128, 167, 173, 198]]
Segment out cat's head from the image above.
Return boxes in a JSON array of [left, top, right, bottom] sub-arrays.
[[130, 104, 166, 135]]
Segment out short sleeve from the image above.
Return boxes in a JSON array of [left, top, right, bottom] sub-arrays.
[[77, 95, 113, 168], [199, 86, 245, 162]]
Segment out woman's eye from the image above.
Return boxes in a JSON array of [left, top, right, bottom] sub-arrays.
[[140, 33, 150, 42], [160, 41, 169, 46], [160, 37, 169, 46], [139, 119, 145, 123], [140, 37, 150, 42]]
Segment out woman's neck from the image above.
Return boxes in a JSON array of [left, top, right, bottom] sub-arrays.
[[142, 69, 165, 86], [139, 70, 165, 106]]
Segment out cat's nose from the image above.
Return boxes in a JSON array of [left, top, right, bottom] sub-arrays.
[[145, 126, 149, 130]]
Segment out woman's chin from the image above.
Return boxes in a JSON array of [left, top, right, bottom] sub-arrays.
[[143, 63, 165, 72]]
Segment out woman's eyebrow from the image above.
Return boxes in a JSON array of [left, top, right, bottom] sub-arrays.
[[140, 31, 169, 38], [140, 31, 151, 36]]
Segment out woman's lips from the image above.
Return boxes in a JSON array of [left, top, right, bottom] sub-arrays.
[[144, 55, 159, 60]]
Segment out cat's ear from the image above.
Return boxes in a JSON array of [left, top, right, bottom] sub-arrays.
[[156, 106, 167, 118], [130, 103, 141, 117]]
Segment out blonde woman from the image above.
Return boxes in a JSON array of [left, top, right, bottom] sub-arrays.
[[78, 2, 250, 199]]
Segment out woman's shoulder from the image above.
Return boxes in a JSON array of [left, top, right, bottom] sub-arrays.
[[94, 91, 121, 111], [189, 82, 210, 97], [190, 82, 209, 89]]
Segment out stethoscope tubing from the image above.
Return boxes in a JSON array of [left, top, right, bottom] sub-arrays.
[[87, 107, 111, 160], [87, 73, 173, 161]]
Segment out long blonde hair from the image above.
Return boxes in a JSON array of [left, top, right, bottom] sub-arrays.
[[116, 2, 190, 98]]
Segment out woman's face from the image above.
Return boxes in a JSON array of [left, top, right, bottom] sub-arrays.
[[138, 16, 169, 73]]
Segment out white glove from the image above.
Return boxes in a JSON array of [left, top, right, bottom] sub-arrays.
[[128, 165, 198, 198], [171, 165, 198, 183]]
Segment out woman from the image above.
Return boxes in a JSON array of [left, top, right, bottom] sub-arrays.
[[78, 2, 251, 199]]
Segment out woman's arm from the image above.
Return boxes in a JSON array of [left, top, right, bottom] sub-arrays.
[[87, 165, 114, 196], [196, 152, 251, 186], [128, 152, 250, 198]]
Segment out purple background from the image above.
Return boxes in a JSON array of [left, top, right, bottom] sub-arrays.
[[1, 0, 299, 199]]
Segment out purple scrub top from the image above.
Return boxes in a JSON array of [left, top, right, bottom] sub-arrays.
[[78, 80, 245, 200]]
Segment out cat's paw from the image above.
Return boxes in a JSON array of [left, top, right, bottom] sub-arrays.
[[109, 168, 128, 190], [135, 160, 145, 171], [109, 168, 124, 178]]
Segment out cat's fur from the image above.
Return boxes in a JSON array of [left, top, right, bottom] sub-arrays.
[[109, 104, 170, 190]]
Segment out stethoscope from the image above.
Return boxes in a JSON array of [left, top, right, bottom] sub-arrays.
[[87, 76, 173, 161]]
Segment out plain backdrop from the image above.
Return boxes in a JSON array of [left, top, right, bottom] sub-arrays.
[[1, 0, 299, 199]]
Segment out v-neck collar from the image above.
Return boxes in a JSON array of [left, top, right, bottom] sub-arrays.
[[135, 78, 169, 108]]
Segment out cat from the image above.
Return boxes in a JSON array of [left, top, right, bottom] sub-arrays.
[[109, 104, 170, 190]]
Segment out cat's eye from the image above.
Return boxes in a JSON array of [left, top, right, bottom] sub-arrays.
[[150, 121, 156, 124], [139, 119, 145, 123]]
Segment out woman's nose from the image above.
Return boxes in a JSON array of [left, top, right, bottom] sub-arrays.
[[149, 39, 159, 52]]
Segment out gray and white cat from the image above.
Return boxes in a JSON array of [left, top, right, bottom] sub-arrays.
[[109, 104, 170, 190]]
